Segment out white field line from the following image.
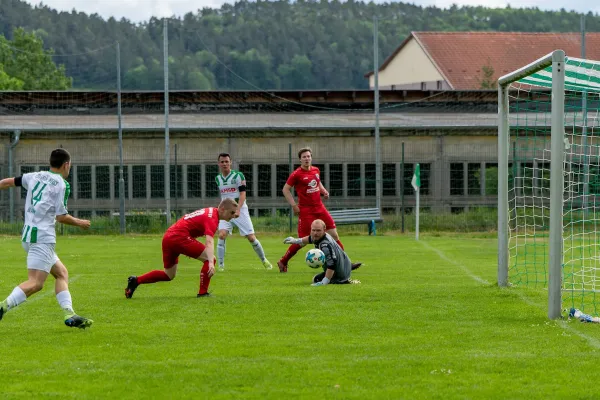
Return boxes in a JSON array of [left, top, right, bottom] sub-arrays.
[[422, 241, 600, 349]]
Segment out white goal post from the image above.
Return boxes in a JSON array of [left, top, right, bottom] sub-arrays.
[[497, 50, 566, 319]]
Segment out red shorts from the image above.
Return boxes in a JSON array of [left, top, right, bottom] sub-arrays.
[[298, 207, 336, 237], [161, 234, 206, 269]]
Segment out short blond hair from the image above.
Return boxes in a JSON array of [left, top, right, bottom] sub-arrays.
[[219, 198, 238, 210]]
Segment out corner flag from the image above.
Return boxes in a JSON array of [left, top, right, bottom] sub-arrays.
[[411, 164, 421, 191]]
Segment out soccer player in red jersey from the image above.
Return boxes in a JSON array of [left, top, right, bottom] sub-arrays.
[[125, 198, 238, 298], [278, 147, 359, 272]]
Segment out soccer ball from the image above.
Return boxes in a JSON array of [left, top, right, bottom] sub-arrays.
[[305, 248, 325, 269]]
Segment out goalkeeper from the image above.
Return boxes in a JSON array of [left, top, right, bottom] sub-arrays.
[[284, 219, 361, 286]]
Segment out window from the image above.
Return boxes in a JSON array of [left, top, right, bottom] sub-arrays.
[[276, 164, 290, 197], [239, 164, 253, 197], [257, 164, 272, 197], [95, 166, 110, 199], [383, 163, 396, 196], [205, 165, 219, 197], [520, 162, 534, 196], [485, 163, 498, 195], [20, 166, 35, 198], [187, 165, 202, 198], [150, 165, 164, 198], [77, 166, 92, 199], [347, 164, 361, 197], [170, 165, 183, 199], [329, 164, 343, 197], [468, 163, 481, 195], [114, 166, 129, 199], [132, 166, 146, 199], [402, 164, 413, 196], [365, 164, 376, 196], [450, 163, 464, 196]]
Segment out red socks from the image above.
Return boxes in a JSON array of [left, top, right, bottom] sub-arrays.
[[280, 244, 302, 265], [137, 270, 170, 284], [199, 259, 215, 295], [336, 240, 345, 250]]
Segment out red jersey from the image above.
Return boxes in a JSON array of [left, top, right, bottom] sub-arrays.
[[167, 207, 219, 238], [286, 166, 323, 209]]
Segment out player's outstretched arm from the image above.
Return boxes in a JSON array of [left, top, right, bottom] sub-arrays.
[[0, 177, 16, 190], [283, 236, 309, 245], [56, 214, 91, 230]]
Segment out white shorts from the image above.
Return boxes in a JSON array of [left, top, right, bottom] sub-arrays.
[[218, 207, 255, 236], [22, 242, 59, 273]]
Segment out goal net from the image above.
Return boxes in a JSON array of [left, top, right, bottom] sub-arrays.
[[498, 50, 600, 318]]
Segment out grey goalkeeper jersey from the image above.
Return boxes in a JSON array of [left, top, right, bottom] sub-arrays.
[[310, 233, 352, 283]]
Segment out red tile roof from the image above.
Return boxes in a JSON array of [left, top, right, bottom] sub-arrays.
[[366, 32, 600, 90]]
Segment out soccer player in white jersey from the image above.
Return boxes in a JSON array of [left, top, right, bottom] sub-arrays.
[[0, 149, 93, 329], [215, 153, 272, 271]]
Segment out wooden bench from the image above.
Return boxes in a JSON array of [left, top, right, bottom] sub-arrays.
[[329, 208, 383, 236]]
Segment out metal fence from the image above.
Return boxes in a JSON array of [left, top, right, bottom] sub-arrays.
[[0, 18, 503, 234]]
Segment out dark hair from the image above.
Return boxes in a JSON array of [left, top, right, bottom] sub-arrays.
[[218, 153, 231, 161], [297, 147, 312, 159], [50, 148, 71, 168]]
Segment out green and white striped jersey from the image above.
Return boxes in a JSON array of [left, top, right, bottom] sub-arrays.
[[21, 171, 70, 244], [216, 170, 248, 209]]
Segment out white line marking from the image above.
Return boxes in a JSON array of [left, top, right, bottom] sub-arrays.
[[423, 241, 600, 349]]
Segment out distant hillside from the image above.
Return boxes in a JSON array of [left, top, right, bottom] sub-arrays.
[[1, 0, 599, 90]]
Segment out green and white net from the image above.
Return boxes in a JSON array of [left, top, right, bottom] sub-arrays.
[[509, 56, 600, 314]]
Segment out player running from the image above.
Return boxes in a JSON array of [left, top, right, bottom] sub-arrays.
[[284, 219, 362, 285], [125, 198, 238, 299], [215, 153, 272, 271], [0, 149, 93, 329], [278, 147, 360, 272]]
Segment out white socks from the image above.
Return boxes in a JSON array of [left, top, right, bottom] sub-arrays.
[[217, 239, 226, 267], [251, 239, 266, 262], [6, 286, 27, 310], [56, 290, 74, 314]]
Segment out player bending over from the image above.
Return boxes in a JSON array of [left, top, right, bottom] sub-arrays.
[[215, 153, 272, 271], [125, 198, 238, 299], [284, 219, 362, 286], [0, 148, 93, 328]]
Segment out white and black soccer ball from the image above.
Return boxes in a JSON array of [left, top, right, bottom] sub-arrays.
[[305, 248, 325, 269]]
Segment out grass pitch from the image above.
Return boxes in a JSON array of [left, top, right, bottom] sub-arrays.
[[1, 234, 599, 399]]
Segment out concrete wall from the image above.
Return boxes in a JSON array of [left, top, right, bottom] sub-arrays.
[[0, 130, 501, 219]]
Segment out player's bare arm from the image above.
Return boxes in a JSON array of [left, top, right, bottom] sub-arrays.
[[0, 177, 16, 189], [318, 182, 329, 199], [283, 236, 310, 246], [236, 190, 246, 217], [282, 183, 300, 215], [56, 214, 91, 230], [203, 235, 216, 277]]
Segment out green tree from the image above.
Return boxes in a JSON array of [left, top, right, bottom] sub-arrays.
[[0, 66, 24, 90], [0, 27, 72, 90], [479, 63, 496, 89]]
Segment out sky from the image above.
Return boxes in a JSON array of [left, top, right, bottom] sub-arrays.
[[24, 0, 599, 22]]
